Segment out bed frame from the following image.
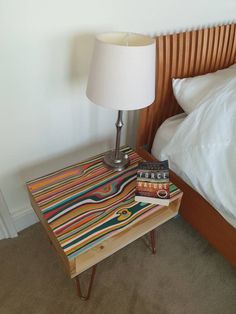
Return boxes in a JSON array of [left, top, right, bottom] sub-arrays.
[[136, 23, 236, 267]]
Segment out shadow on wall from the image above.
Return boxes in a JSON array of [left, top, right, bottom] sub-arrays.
[[18, 138, 113, 185], [69, 33, 95, 84], [126, 110, 140, 148]]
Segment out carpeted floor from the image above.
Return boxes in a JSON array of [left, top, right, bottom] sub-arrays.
[[0, 216, 236, 314]]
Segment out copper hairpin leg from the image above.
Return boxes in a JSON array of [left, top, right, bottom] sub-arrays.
[[150, 229, 157, 254], [75, 265, 97, 301]]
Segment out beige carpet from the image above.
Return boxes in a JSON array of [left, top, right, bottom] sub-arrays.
[[0, 217, 236, 314]]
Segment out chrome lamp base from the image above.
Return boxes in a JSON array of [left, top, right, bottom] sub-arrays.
[[103, 150, 129, 172], [103, 110, 130, 172]]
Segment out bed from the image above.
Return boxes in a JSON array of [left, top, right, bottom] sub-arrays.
[[136, 23, 236, 267]]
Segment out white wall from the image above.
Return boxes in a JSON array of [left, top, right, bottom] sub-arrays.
[[0, 0, 235, 231]]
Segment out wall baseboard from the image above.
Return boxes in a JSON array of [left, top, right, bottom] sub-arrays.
[[11, 207, 39, 232]]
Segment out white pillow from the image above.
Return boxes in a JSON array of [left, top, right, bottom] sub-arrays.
[[172, 63, 236, 114]]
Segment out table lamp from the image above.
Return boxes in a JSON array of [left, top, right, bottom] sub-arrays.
[[86, 32, 156, 171]]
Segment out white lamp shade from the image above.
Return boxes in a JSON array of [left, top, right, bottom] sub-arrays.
[[86, 32, 156, 111]]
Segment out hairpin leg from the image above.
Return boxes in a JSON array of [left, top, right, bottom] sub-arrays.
[[75, 265, 97, 301], [150, 229, 157, 254]]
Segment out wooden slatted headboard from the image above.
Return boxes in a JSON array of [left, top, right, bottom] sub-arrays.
[[136, 23, 236, 151]]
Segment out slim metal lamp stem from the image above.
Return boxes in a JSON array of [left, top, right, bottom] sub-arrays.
[[115, 110, 124, 160], [103, 109, 129, 171]]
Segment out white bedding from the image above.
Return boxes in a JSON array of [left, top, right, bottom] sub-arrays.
[[152, 113, 187, 153], [151, 79, 236, 228]]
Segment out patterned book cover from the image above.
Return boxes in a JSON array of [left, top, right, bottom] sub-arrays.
[[135, 160, 170, 206]]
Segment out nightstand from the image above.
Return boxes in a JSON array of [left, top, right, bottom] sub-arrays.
[[26, 146, 182, 300]]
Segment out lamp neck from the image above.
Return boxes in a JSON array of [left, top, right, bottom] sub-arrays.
[[115, 110, 124, 160]]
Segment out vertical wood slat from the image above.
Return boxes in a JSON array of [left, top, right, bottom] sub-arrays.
[[183, 32, 191, 77], [195, 29, 203, 74], [211, 26, 220, 70], [225, 24, 236, 66], [205, 28, 214, 73], [171, 34, 178, 77], [177, 33, 185, 77], [199, 28, 209, 74], [161, 35, 172, 125], [220, 24, 230, 69], [229, 27, 236, 63], [189, 31, 197, 75], [215, 26, 226, 70], [136, 23, 236, 150]]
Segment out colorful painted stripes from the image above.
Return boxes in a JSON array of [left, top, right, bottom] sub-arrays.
[[27, 147, 181, 260]]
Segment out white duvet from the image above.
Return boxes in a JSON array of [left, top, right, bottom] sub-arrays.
[[152, 77, 236, 228]]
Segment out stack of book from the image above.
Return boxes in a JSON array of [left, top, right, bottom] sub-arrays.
[[135, 160, 170, 206]]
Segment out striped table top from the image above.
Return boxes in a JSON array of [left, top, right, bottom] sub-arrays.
[[27, 146, 181, 261]]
